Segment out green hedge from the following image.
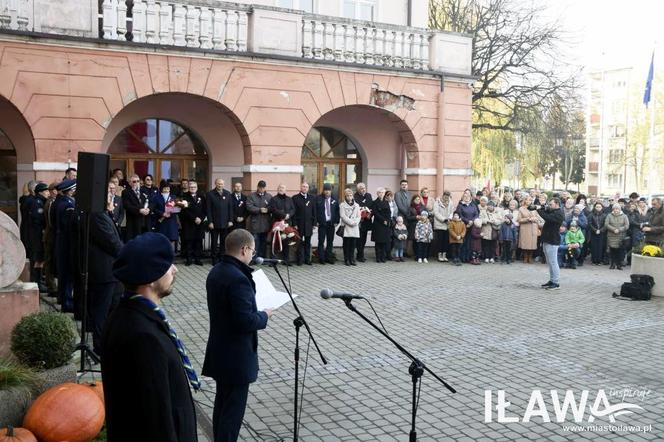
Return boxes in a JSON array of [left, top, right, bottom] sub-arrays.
[[10, 312, 76, 370]]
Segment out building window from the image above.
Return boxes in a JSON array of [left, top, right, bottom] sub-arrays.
[[343, 0, 376, 21], [610, 124, 625, 138], [108, 119, 209, 190], [301, 127, 363, 200], [608, 149, 623, 164], [277, 0, 314, 12], [607, 173, 623, 188]]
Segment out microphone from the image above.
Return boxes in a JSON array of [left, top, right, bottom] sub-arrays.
[[253, 257, 285, 265], [320, 288, 365, 300]]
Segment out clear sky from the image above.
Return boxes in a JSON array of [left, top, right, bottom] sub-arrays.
[[555, 0, 662, 75]]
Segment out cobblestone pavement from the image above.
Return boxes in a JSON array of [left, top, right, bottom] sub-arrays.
[[163, 255, 664, 441]]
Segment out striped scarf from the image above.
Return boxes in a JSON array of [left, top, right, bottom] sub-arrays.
[[127, 294, 201, 391]]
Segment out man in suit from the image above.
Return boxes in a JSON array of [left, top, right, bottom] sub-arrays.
[[230, 182, 247, 230], [28, 182, 49, 293], [207, 178, 234, 264], [87, 198, 123, 356], [353, 182, 373, 262], [292, 182, 315, 265], [246, 180, 272, 259], [122, 174, 150, 241], [102, 232, 199, 441], [394, 179, 412, 255], [181, 181, 207, 266], [203, 229, 273, 441], [315, 183, 340, 264], [108, 180, 124, 229]]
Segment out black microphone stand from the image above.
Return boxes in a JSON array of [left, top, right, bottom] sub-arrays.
[[268, 262, 327, 441], [343, 298, 455, 441]]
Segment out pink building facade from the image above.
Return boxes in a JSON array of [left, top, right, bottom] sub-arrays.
[[0, 1, 472, 220]]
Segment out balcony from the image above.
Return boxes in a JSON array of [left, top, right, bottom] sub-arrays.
[[588, 161, 599, 173], [0, 0, 472, 76]]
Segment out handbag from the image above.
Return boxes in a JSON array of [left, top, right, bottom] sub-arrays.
[[336, 225, 344, 238]]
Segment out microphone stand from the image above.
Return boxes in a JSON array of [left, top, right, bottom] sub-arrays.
[[343, 298, 455, 442], [268, 262, 327, 441]]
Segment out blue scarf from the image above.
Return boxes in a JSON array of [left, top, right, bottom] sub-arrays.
[[126, 293, 201, 391]]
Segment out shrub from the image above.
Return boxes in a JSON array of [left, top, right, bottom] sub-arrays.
[[10, 312, 76, 370], [0, 357, 39, 391]]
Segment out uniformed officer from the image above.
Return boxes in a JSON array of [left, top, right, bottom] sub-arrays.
[[43, 182, 59, 297], [29, 182, 50, 293], [181, 181, 207, 266], [54, 179, 77, 312]]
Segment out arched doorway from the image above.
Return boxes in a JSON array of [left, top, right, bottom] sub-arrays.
[[301, 127, 363, 199], [108, 118, 209, 190], [0, 129, 17, 222]]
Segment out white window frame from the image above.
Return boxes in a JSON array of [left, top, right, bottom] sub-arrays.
[[340, 0, 379, 22], [276, 0, 316, 13]]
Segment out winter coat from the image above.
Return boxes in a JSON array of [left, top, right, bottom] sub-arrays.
[[455, 200, 479, 225], [448, 220, 466, 244], [268, 193, 295, 222], [470, 226, 483, 252], [339, 201, 360, 238], [315, 194, 340, 225], [589, 210, 607, 235], [480, 209, 503, 240], [414, 220, 433, 243], [604, 212, 630, 248], [371, 198, 392, 243], [206, 189, 234, 229], [150, 194, 179, 241], [537, 207, 565, 246], [292, 193, 316, 237], [565, 211, 588, 232], [565, 229, 585, 246], [395, 190, 412, 218], [246, 192, 273, 233], [628, 209, 649, 245], [393, 224, 408, 249], [354, 191, 373, 231], [517, 206, 539, 250], [499, 222, 516, 242], [433, 198, 455, 230], [645, 206, 664, 244]]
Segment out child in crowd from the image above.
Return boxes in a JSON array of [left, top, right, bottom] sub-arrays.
[[470, 218, 483, 265], [447, 212, 466, 266], [480, 201, 502, 263], [414, 210, 433, 263], [500, 213, 516, 264], [393, 216, 408, 262], [564, 221, 585, 269], [556, 224, 568, 267]]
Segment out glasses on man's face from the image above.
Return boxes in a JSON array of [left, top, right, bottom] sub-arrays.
[[131, 180, 139, 183], [245, 246, 256, 257]]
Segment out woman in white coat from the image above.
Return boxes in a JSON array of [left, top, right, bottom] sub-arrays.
[[433, 191, 455, 261], [340, 188, 361, 266]]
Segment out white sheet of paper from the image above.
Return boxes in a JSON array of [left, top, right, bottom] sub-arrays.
[[252, 269, 296, 311]]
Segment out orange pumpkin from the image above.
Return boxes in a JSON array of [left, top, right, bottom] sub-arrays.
[[0, 426, 37, 442], [83, 381, 104, 404], [23, 383, 104, 442]]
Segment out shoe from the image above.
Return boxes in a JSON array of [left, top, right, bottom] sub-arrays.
[[490, 258, 495, 263], [345, 260, 351, 266], [545, 283, 560, 290], [357, 257, 366, 263], [442, 253, 448, 262], [617, 265, 623, 270], [326, 258, 335, 264], [569, 265, 576, 269], [417, 258, 423, 263], [296, 261, 303, 266], [541, 281, 553, 288], [484, 259, 489, 263], [438, 253, 444, 262], [194, 260, 203, 266], [319, 260, 326, 265], [610, 264, 616, 269], [456, 261, 462, 266], [185, 261, 192, 267], [423, 258, 428, 263], [351, 260, 357, 266]]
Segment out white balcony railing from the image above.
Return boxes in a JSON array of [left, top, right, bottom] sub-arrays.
[[0, 0, 32, 32]]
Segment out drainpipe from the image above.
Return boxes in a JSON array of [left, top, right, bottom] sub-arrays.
[[407, 0, 412, 26], [436, 78, 445, 194]]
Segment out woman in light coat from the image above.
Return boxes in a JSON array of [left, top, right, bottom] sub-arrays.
[[340, 188, 361, 266], [604, 203, 630, 270], [517, 196, 539, 263], [433, 191, 455, 262]]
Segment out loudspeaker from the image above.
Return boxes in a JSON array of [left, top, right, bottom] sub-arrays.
[[76, 152, 110, 213]]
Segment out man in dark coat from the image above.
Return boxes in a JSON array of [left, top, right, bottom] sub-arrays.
[[538, 198, 565, 290], [122, 174, 150, 241], [207, 178, 234, 264], [19, 180, 36, 275], [28, 182, 49, 292], [246, 180, 272, 259], [102, 232, 199, 441], [43, 182, 59, 297], [315, 183, 340, 264], [181, 181, 207, 266], [267, 183, 295, 262], [353, 182, 373, 262], [292, 182, 315, 265], [108, 180, 124, 229], [54, 179, 77, 312], [644, 197, 663, 244], [203, 229, 272, 441], [231, 182, 247, 230], [371, 188, 392, 263], [87, 201, 123, 356]]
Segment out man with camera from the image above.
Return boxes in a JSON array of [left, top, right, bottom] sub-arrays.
[[534, 198, 565, 290]]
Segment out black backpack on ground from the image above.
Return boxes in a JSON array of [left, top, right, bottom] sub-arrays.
[[612, 274, 655, 301]]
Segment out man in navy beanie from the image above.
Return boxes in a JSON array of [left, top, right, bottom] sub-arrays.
[[101, 232, 199, 441]]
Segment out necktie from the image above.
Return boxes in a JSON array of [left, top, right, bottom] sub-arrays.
[[127, 294, 201, 391], [325, 198, 331, 219]]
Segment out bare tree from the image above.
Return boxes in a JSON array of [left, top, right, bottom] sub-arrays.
[[429, 0, 579, 132]]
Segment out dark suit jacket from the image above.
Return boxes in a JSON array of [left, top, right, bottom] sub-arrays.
[[231, 192, 248, 226], [268, 193, 295, 222], [202, 255, 268, 385], [206, 189, 233, 229], [110, 195, 124, 228], [88, 211, 123, 284], [121, 187, 149, 240], [180, 193, 207, 240], [315, 194, 340, 225], [292, 193, 316, 236], [101, 297, 197, 442]]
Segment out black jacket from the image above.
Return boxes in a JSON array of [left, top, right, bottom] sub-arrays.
[[110, 195, 124, 228], [354, 191, 373, 230], [202, 255, 268, 385], [371, 198, 392, 243], [206, 189, 233, 229], [180, 193, 207, 240], [121, 187, 149, 240], [231, 192, 248, 227], [315, 194, 340, 225], [101, 297, 197, 442], [268, 193, 295, 222], [88, 212, 123, 284], [537, 207, 565, 245], [292, 193, 316, 237]]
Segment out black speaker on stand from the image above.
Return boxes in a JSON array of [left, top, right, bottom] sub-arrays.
[[75, 152, 110, 374]]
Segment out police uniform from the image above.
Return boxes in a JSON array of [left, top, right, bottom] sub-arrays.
[[54, 179, 77, 312]]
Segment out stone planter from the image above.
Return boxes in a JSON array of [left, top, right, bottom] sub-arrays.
[[631, 253, 664, 297], [0, 387, 33, 426], [35, 362, 78, 393]]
